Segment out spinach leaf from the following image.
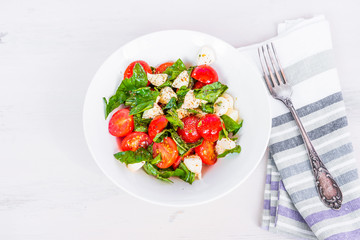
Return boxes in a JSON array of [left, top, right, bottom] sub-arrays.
[[128, 87, 160, 115], [176, 86, 190, 108], [113, 148, 152, 164], [166, 108, 184, 130], [194, 82, 228, 103], [143, 162, 173, 183], [164, 97, 177, 110], [200, 103, 214, 113], [221, 115, 243, 135], [163, 59, 187, 80], [153, 129, 170, 143], [217, 145, 241, 158], [103, 63, 148, 118], [133, 114, 151, 132], [167, 130, 202, 156]]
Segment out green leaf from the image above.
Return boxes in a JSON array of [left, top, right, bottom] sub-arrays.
[[217, 145, 241, 158], [177, 162, 195, 184], [143, 162, 173, 183], [221, 115, 243, 135], [128, 87, 160, 115], [166, 108, 184, 130], [187, 109, 200, 115], [150, 154, 162, 165], [176, 86, 190, 108], [163, 59, 187, 80], [158, 80, 172, 89], [167, 130, 202, 156], [164, 97, 177, 110], [153, 129, 170, 143], [113, 148, 152, 164], [133, 114, 151, 132], [200, 103, 214, 113], [194, 82, 228, 103], [103, 63, 148, 118], [187, 66, 195, 88], [219, 118, 229, 140]]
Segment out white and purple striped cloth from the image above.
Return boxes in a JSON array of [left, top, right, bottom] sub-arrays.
[[238, 16, 360, 240]]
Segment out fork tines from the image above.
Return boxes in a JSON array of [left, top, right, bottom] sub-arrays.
[[258, 43, 288, 91]]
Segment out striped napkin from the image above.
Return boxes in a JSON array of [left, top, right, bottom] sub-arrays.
[[238, 16, 360, 240]]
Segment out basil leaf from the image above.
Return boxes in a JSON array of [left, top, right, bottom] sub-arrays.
[[147, 143, 154, 155], [187, 66, 195, 88], [166, 108, 184, 130], [158, 80, 172, 89], [200, 103, 214, 113], [133, 114, 151, 132], [217, 145, 241, 158], [219, 118, 229, 140], [176, 86, 190, 108], [164, 97, 177, 110], [194, 82, 228, 103], [167, 130, 202, 156], [103, 63, 148, 118], [221, 115, 243, 135], [143, 162, 173, 183], [187, 109, 200, 115], [163, 59, 187, 80], [129, 87, 160, 115], [177, 162, 195, 184], [150, 154, 162, 165], [153, 129, 170, 143], [114, 148, 152, 164]]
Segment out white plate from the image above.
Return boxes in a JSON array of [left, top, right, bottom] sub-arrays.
[[83, 30, 271, 207]]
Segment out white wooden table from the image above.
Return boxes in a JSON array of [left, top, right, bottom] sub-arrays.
[[1, 0, 359, 239]]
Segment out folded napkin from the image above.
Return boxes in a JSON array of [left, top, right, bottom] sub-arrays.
[[238, 16, 360, 240]]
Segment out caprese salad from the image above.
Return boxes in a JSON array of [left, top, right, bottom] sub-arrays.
[[103, 47, 243, 184]]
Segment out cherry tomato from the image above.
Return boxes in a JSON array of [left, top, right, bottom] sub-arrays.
[[121, 132, 152, 152], [124, 60, 152, 86], [191, 65, 218, 84], [195, 140, 217, 165], [172, 148, 195, 169], [193, 81, 207, 89], [116, 137, 123, 151], [197, 114, 223, 142], [108, 108, 134, 137], [153, 137, 179, 169], [148, 115, 168, 140], [156, 62, 174, 73], [177, 116, 202, 143]]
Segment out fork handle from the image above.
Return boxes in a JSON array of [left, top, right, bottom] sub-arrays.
[[282, 98, 343, 210]]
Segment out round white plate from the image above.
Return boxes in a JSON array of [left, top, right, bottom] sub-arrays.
[[83, 30, 271, 207]]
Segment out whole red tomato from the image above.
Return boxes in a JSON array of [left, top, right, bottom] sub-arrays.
[[197, 114, 223, 142], [177, 116, 202, 143], [191, 65, 218, 84]]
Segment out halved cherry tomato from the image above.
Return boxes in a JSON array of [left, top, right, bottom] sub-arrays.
[[148, 115, 168, 140], [191, 65, 218, 84], [172, 148, 195, 170], [177, 116, 201, 143], [195, 140, 217, 165], [116, 137, 123, 151], [197, 114, 223, 142], [108, 108, 134, 137], [153, 137, 179, 169], [124, 60, 152, 86], [193, 81, 207, 89], [121, 132, 152, 152], [156, 62, 174, 73]]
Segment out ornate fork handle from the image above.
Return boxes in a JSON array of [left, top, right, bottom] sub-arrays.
[[282, 98, 343, 210]]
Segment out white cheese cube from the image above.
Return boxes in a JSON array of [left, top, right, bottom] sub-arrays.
[[225, 108, 239, 122], [176, 108, 191, 119], [214, 96, 230, 116], [183, 155, 202, 179], [142, 103, 164, 119], [221, 93, 234, 109], [159, 87, 177, 105], [196, 46, 216, 65], [182, 90, 202, 109], [147, 73, 167, 86], [215, 138, 236, 155], [127, 161, 145, 172], [172, 70, 189, 89]]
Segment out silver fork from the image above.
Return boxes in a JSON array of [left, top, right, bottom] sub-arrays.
[[258, 43, 343, 210]]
